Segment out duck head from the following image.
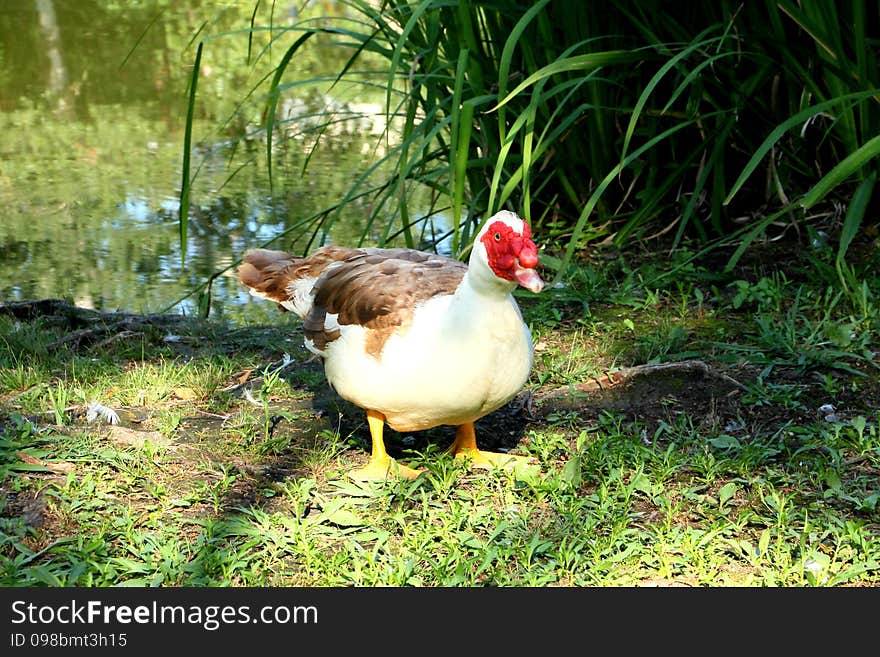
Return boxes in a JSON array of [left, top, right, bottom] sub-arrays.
[[470, 210, 545, 294]]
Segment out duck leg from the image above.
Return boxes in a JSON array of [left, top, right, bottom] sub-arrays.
[[447, 422, 529, 470], [349, 410, 422, 481]]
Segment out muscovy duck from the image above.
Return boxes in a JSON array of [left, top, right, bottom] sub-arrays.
[[237, 210, 544, 480]]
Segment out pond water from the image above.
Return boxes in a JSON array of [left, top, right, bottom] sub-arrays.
[[0, 0, 437, 324]]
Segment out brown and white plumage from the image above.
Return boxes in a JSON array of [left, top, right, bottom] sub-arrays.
[[238, 210, 544, 480]]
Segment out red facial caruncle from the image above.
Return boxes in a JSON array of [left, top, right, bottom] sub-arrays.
[[480, 220, 544, 293]]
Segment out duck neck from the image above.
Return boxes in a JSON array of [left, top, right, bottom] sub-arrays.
[[464, 245, 518, 300], [460, 268, 517, 301]]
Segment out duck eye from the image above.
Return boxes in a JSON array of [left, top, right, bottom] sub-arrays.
[[493, 232, 502, 242]]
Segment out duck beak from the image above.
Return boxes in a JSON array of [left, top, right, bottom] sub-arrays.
[[514, 265, 545, 293], [513, 239, 544, 293]]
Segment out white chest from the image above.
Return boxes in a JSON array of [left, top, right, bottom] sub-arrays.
[[321, 290, 534, 431]]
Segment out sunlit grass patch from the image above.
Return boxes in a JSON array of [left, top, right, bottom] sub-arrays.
[[2, 245, 880, 587]]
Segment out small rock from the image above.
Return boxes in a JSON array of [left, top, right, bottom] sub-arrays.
[[108, 426, 171, 449], [811, 231, 829, 248]]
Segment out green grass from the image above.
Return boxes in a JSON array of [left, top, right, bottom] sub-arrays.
[[2, 243, 879, 587]]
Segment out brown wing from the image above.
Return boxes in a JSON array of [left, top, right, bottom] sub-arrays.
[[304, 248, 467, 357], [238, 246, 361, 311]]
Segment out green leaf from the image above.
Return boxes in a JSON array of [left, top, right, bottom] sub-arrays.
[[311, 497, 364, 527], [858, 492, 879, 512], [496, 0, 553, 141], [11, 462, 52, 473], [116, 577, 155, 587], [323, 508, 363, 527], [851, 415, 867, 436], [513, 461, 541, 485], [719, 482, 737, 506], [456, 532, 486, 550], [561, 456, 582, 488], [708, 434, 741, 450], [630, 472, 653, 496], [451, 101, 475, 254], [824, 469, 842, 492], [246, 1, 261, 65], [26, 565, 64, 587], [825, 322, 853, 348], [384, 0, 435, 135], [197, 283, 212, 319]]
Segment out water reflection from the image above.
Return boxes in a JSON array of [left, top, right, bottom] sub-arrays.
[[0, 0, 438, 324]]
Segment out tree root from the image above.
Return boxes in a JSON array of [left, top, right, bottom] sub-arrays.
[[534, 359, 747, 404], [528, 360, 747, 416]]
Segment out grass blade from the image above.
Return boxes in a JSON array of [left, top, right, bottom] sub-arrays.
[[555, 115, 708, 280], [496, 0, 552, 142], [620, 28, 722, 163], [490, 49, 648, 112], [383, 0, 434, 144], [265, 30, 317, 190], [449, 47, 469, 253], [178, 40, 203, 266], [722, 209, 788, 273], [835, 171, 876, 291], [451, 100, 475, 254], [800, 134, 880, 209], [723, 90, 879, 205], [247, 0, 261, 65], [120, 9, 166, 69]]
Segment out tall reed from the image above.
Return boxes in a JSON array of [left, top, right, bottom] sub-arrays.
[[181, 0, 880, 286]]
